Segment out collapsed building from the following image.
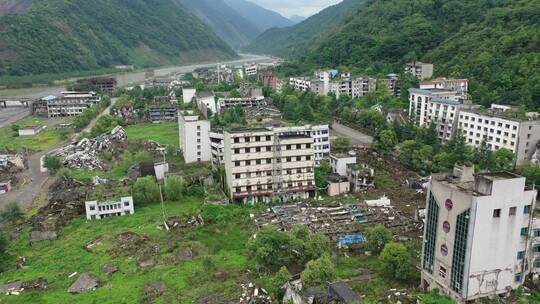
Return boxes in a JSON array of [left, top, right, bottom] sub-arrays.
[[254, 199, 422, 243], [48, 126, 127, 170], [149, 95, 178, 123]]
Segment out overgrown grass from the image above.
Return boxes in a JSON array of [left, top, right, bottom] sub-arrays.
[[0, 198, 255, 303], [126, 123, 179, 148], [0, 128, 70, 152]]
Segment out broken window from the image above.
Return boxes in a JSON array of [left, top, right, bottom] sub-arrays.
[[524, 205, 531, 214], [439, 266, 447, 278], [509, 207, 517, 216], [521, 227, 529, 236], [493, 209, 501, 218], [517, 251, 525, 260]]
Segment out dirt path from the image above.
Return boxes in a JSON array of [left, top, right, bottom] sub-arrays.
[[331, 122, 374, 147]]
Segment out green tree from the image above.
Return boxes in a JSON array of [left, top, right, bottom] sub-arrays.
[[335, 136, 352, 150], [44, 156, 62, 172], [493, 148, 514, 171], [301, 255, 337, 288], [473, 137, 495, 170], [372, 128, 397, 155], [315, 160, 332, 194], [0, 203, 24, 225], [163, 176, 185, 202], [0, 233, 7, 256], [247, 226, 297, 270], [364, 224, 393, 254], [379, 242, 417, 281], [519, 162, 540, 188], [133, 176, 160, 205]]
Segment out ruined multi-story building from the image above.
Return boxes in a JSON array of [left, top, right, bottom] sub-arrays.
[[421, 165, 540, 303], [405, 61, 434, 80], [178, 110, 211, 163], [33, 91, 101, 118], [223, 127, 316, 203]]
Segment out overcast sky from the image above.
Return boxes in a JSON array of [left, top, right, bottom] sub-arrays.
[[249, 0, 342, 18]]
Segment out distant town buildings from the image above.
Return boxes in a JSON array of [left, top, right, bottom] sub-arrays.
[[421, 165, 539, 303], [405, 61, 434, 80], [178, 110, 211, 163], [244, 63, 258, 77], [85, 196, 134, 220], [78, 77, 117, 93], [33, 91, 101, 118], [223, 127, 316, 204], [217, 96, 267, 114]]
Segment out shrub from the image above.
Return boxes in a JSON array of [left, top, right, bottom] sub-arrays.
[[133, 176, 160, 205]]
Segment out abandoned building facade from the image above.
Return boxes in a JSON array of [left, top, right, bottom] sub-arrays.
[[223, 128, 316, 204], [405, 61, 434, 80], [421, 165, 540, 303], [85, 196, 134, 220], [33, 91, 101, 118], [178, 111, 211, 164]]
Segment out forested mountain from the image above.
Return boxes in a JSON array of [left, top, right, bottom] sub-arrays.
[[0, 0, 236, 77], [223, 0, 293, 32], [245, 0, 368, 57], [302, 0, 540, 108], [178, 0, 260, 49]]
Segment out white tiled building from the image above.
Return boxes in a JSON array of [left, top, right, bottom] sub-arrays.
[[178, 110, 211, 163], [85, 196, 134, 220], [209, 130, 224, 168], [408, 88, 465, 127], [421, 165, 539, 303], [223, 128, 316, 204], [329, 152, 357, 176], [457, 108, 540, 165]]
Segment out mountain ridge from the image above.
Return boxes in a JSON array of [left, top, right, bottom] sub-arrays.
[[0, 0, 236, 77]]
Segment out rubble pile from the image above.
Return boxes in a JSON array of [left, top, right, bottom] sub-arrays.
[[68, 273, 99, 293], [255, 201, 423, 241], [143, 140, 168, 153], [28, 177, 88, 234], [239, 282, 272, 304], [50, 126, 127, 170]]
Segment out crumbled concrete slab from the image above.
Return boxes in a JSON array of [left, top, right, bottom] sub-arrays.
[[102, 264, 119, 275], [144, 281, 166, 298], [0, 280, 23, 294], [30, 230, 57, 242], [139, 257, 155, 269], [68, 273, 99, 293]]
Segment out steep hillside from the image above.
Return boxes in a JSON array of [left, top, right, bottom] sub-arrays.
[[245, 0, 368, 57], [178, 0, 260, 49], [305, 0, 540, 107], [223, 0, 293, 32], [0, 0, 236, 77]]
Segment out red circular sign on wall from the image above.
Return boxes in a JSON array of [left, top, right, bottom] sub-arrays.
[[445, 199, 453, 210], [443, 221, 451, 233]]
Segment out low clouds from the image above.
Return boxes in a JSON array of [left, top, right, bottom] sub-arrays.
[[249, 0, 342, 17]]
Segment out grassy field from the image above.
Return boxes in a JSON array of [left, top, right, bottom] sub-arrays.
[[1, 198, 255, 303], [126, 123, 179, 148], [0, 117, 73, 152]]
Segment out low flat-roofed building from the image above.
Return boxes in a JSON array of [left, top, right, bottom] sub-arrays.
[[330, 152, 357, 176], [18, 125, 45, 136], [85, 196, 134, 220], [327, 174, 350, 197], [405, 61, 434, 80]]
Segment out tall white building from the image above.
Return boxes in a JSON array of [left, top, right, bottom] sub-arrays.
[[421, 165, 539, 303], [408, 88, 465, 127], [223, 128, 316, 204], [457, 108, 540, 165], [178, 110, 211, 163], [182, 88, 196, 104]]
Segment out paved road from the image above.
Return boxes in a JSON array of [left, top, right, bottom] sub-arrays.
[[0, 107, 30, 129], [331, 122, 373, 147], [0, 151, 49, 209]]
